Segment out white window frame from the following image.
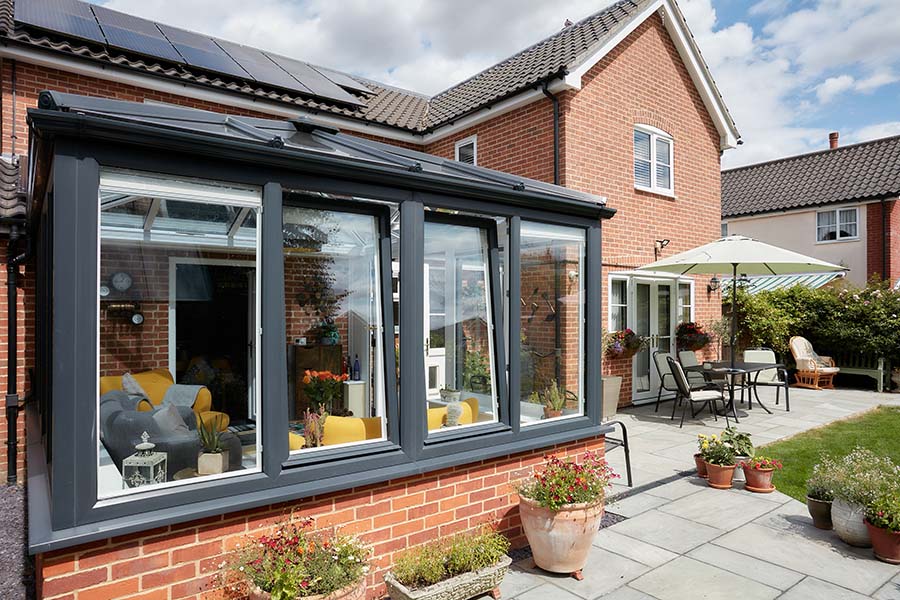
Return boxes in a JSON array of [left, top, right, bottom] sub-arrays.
[[816, 206, 859, 243], [608, 276, 629, 331], [677, 280, 695, 323], [454, 135, 478, 165], [633, 125, 674, 197]]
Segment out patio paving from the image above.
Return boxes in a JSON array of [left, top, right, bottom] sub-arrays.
[[492, 387, 900, 599]]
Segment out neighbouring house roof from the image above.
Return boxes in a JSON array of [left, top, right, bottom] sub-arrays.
[[722, 272, 845, 295], [722, 134, 900, 219], [1, 0, 738, 144], [0, 156, 26, 219]]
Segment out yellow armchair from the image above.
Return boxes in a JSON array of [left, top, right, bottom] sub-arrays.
[[288, 416, 384, 451]]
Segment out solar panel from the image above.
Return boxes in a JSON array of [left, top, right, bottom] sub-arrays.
[[15, 0, 106, 45], [311, 66, 373, 96], [156, 24, 250, 80], [266, 53, 365, 107], [215, 40, 311, 93], [91, 5, 183, 63]]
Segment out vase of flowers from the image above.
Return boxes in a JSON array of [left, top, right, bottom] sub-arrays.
[[741, 456, 782, 493], [699, 433, 736, 489], [676, 322, 711, 352], [603, 329, 647, 360], [303, 370, 348, 413], [224, 517, 369, 600], [515, 451, 618, 580]]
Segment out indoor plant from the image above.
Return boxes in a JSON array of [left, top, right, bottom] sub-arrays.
[[515, 451, 618, 579], [383, 528, 511, 600], [694, 434, 710, 478], [830, 447, 898, 547], [865, 478, 900, 564], [806, 458, 835, 530], [676, 321, 711, 352], [529, 380, 567, 419], [303, 369, 349, 412], [740, 456, 782, 493], [196, 414, 228, 475], [223, 517, 369, 600], [720, 427, 754, 485], [699, 434, 736, 489]]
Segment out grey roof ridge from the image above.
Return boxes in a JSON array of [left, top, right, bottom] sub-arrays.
[[723, 132, 900, 174]]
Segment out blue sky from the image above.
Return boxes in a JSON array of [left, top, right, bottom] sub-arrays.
[[92, 0, 900, 168]]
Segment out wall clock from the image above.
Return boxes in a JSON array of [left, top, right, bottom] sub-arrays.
[[111, 271, 133, 293]]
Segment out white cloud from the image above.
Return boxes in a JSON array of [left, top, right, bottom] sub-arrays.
[[846, 121, 900, 143], [816, 74, 855, 103], [748, 0, 790, 16]]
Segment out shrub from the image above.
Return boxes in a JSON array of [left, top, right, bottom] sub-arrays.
[[391, 528, 510, 590], [516, 450, 618, 510]]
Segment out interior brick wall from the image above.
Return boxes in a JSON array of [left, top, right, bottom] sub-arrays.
[[37, 437, 606, 600]]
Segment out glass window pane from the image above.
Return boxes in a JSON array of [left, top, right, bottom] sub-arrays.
[[656, 138, 671, 165], [839, 209, 857, 238], [817, 211, 837, 241], [520, 222, 585, 425], [98, 174, 261, 499], [424, 219, 498, 430], [634, 130, 651, 161], [678, 283, 692, 323], [657, 165, 672, 190], [634, 159, 652, 188], [283, 201, 386, 452]]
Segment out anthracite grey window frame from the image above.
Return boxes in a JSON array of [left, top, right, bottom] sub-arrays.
[[30, 134, 609, 553]]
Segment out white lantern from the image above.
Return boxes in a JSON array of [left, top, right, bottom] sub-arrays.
[[122, 431, 167, 488]]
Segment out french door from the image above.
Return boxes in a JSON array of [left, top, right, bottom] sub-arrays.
[[632, 279, 676, 404]]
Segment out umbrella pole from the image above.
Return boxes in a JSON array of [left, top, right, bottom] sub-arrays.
[[730, 263, 737, 369]]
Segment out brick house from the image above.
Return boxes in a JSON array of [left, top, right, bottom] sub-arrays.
[[0, 0, 737, 598], [723, 132, 900, 288]]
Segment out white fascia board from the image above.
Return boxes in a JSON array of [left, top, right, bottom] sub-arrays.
[[0, 43, 422, 145]]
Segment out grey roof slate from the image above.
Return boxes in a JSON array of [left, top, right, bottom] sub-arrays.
[[0, 156, 26, 219], [1, 0, 650, 133], [722, 135, 900, 218]]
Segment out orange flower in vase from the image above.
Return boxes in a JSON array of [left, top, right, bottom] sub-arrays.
[[303, 369, 347, 412]]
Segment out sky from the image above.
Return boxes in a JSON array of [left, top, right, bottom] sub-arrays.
[[89, 0, 900, 169]]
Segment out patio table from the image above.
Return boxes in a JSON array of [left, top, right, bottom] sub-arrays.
[[685, 361, 784, 415]]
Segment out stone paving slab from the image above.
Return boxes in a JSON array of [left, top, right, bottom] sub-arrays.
[[593, 528, 678, 568], [608, 509, 722, 554], [780, 577, 874, 600], [656, 486, 781, 531], [874, 573, 900, 600], [686, 543, 805, 591], [597, 586, 656, 599], [516, 547, 651, 600], [628, 556, 781, 600]]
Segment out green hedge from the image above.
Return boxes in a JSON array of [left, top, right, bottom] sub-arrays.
[[724, 279, 900, 365]]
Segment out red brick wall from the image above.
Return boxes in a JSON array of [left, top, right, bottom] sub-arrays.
[[0, 246, 30, 482], [866, 200, 900, 282], [38, 436, 606, 600]]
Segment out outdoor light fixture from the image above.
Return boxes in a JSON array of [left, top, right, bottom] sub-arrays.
[[707, 276, 720, 292], [653, 239, 670, 259]]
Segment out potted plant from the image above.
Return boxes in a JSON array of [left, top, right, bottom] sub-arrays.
[[699, 434, 736, 489], [196, 414, 228, 475], [529, 380, 567, 419], [223, 517, 369, 600], [439, 388, 464, 427], [604, 329, 647, 360], [830, 448, 897, 548], [515, 450, 618, 580], [694, 435, 710, 479], [676, 322, 711, 352], [720, 427, 754, 485], [806, 459, 835, 530], [303, 369, 349, 413], [384, 528, 511, 600], [741, 456, 782, 493], [865, 478, 900, 564]]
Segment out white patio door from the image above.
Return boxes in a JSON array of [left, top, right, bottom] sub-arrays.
[[632, 279, 675, 404]]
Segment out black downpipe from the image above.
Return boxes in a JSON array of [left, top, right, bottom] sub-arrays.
[[7, 224, 31, 485], [541, 82, 560, 185]]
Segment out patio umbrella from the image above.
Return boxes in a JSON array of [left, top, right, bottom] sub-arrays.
[[637, 235, 847, 367]]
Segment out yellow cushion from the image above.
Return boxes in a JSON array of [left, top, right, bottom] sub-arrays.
[[198, 411, 230, 432], [426, 398, 478, 431], [322, 416, 383, 446], [289, 432, 306, 451]]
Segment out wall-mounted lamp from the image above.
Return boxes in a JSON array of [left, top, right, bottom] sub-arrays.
[[707, 276, 720, 293], [653, 239, 670, 259]]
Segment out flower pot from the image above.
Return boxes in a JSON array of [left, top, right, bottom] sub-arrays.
[[865, 521, 900, 564], [519, 495, 604, 577], [601, 376, 622, 420], [543, 407, 563, 419], [704, 462, 736, 489], [197, 450, 228, 475], [693, 454, 708, 479], [250, 578, 366, 600], [806, 496, 833, 530], [384, 555, 512, 600], [445, 401, 464, 427], [743, 466, 775, 493], [440, 389, 462, 403], [732, 456, 750, 484], [832, 499, 872, 547]]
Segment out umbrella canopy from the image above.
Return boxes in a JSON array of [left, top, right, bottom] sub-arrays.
[[637, 235, 847, 276], [637, 235, 847, 367]]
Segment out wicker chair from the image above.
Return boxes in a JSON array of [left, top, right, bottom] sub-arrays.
[[789, 336, 839, 390]]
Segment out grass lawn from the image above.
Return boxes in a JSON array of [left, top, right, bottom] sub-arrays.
[[759, 405, 900, 502]]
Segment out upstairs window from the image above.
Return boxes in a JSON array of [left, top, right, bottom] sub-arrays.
[[455, 136, 477, 165], [817, 207, 858, 242], [634, 126, 673, 195]]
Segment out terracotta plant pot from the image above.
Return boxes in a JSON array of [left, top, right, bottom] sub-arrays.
[[704, 462, 736, 489], [743, 466, 775, 493], [832, 499, 872, 547], [250, 579, 366, 600], [519, 495, 605, 577], [865, 521, 900, 564], [806, 496, 833, 530], [694, 454, 708, 479], [543, 407, 563, 419]]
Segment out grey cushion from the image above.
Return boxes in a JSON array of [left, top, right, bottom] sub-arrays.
[[152, 404, 190, 436], [122, 372, 150, 403]]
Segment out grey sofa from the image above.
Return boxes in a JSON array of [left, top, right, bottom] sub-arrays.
[[99, 391, 242, 482]]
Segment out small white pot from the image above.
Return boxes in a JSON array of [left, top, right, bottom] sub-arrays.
[[832, 498, 872, 547], [439, 389, 461, 403], [732, 456, 750, 484], [198, 450, 229, 475]]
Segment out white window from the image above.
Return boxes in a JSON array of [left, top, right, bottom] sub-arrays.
[[634, 126, 673, 195], [455, 135, 477, 165], [609, 278, 628, 331], [678, 282, 694, 323], [721, 222, 728, 237], [817, 207, 858, 242]]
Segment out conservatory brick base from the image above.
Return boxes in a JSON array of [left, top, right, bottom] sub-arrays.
[[37, 436, 606, 600]]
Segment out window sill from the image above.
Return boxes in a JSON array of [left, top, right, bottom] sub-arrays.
[[815, 237, 859, 245], [635, 185, 676, 199]]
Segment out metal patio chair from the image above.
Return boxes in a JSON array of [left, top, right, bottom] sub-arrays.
[[744, 347, 790, 411]]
